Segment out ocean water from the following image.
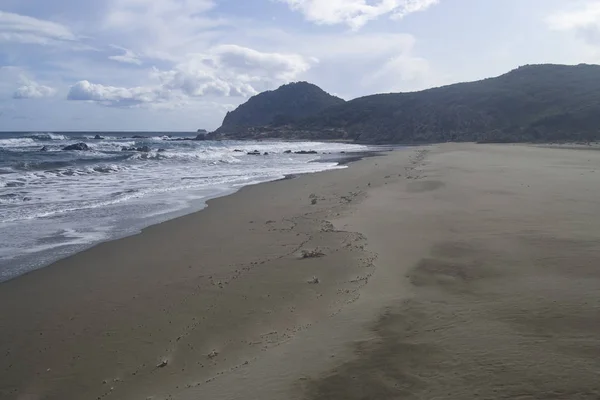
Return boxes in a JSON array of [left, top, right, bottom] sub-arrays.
[[0, 132, 368, 282]]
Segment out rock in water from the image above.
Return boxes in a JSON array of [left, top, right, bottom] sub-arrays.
[[247, 150, 261, 156], [40, 146, 49, 152], [62, 143, 90, 151], [294, 150, 318, 154], [93, 134, 104, 140], [136, 146, 151, 153], [284, 150, 292, 154]]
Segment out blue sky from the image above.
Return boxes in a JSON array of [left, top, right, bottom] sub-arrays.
[[1, 0, 598, 131]]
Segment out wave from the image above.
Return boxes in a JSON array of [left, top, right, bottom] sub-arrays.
[[0, 193, 31, 205], [0, 139, 368, 219], [91, 141, 136, 152], [26, 133, 68, 141], [221, 141, 368, 154], [129, 148, 241, 164], [120, 141, 367, 164], [10, 152, 132, 171], [0, 138, 37, 148], [0, 195, 136, 222], [0, 180, 203, 222], [0, 133, 68, 148], [12, 160, 71, 171], [33, 163, 128, 177]]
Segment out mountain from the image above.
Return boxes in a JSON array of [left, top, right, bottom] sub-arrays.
[[213, 64, 600, 143], [216, 82, 345, 135]]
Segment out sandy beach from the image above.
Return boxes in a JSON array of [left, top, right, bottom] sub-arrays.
[[2, 143, 600, 400]]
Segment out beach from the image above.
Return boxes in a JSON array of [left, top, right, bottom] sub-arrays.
[[0, 133, 367, 282], [2, 143, 600, 399]]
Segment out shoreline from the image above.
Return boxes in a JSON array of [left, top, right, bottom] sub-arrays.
[[2, 143, 600, 400], [1, 147, 400, 400], [0, 149, 381, 284]]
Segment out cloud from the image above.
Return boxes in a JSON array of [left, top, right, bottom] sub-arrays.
[[212, 44, 315, 81], [277, 0, 440, 29], [68, 45, 315, 107], [67, 80, 172, 106], [157, 45, 316, 97], [105, 0, 216, 29], [13, 77, 56, 99], [546, 2, 600, 31], [545, 1, 600, 64], [101, 0, 225, 60], [108, 45, 142, 65], [390, 0, 441, 19], [546, 1, 600, 45], [0, 11, 76, 45]]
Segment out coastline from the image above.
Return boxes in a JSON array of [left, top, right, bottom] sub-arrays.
[[0, 145, 376, 284], [2, 143, 600, 400], [0, 147, 403, 400]]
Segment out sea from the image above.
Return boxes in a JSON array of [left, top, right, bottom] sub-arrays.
[[0, 132, 368, 282]]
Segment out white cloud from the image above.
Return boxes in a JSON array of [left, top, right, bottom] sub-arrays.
[[545, 1, 600, 61], [108, 45, 142, 65], [68, 80, 141, 102], [68, 45, 315, 107], [212, 44, 315, 81], [390, 0, 441, 19], [546, 1, 600, 32], [13, 77, 56, 99], [101, 0, 225, 60], [277, 0, 440, 29], [161, 45, 315, 97], [105, 0, 216, 28], [67, 80, 176, 106], [0, 11, 77, 45]]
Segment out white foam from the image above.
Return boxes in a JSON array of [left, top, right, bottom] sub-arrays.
[[91, 141, 136, 152], [0, 138, 37, 147], [27, 133, 68, 140]]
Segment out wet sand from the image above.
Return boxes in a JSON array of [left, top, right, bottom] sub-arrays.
[[1, 144, 600, 399]]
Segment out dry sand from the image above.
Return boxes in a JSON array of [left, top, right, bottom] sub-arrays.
[[1, 144, 600, 399]]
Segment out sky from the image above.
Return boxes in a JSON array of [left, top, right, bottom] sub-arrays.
[[1, 0, 599, 132]]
